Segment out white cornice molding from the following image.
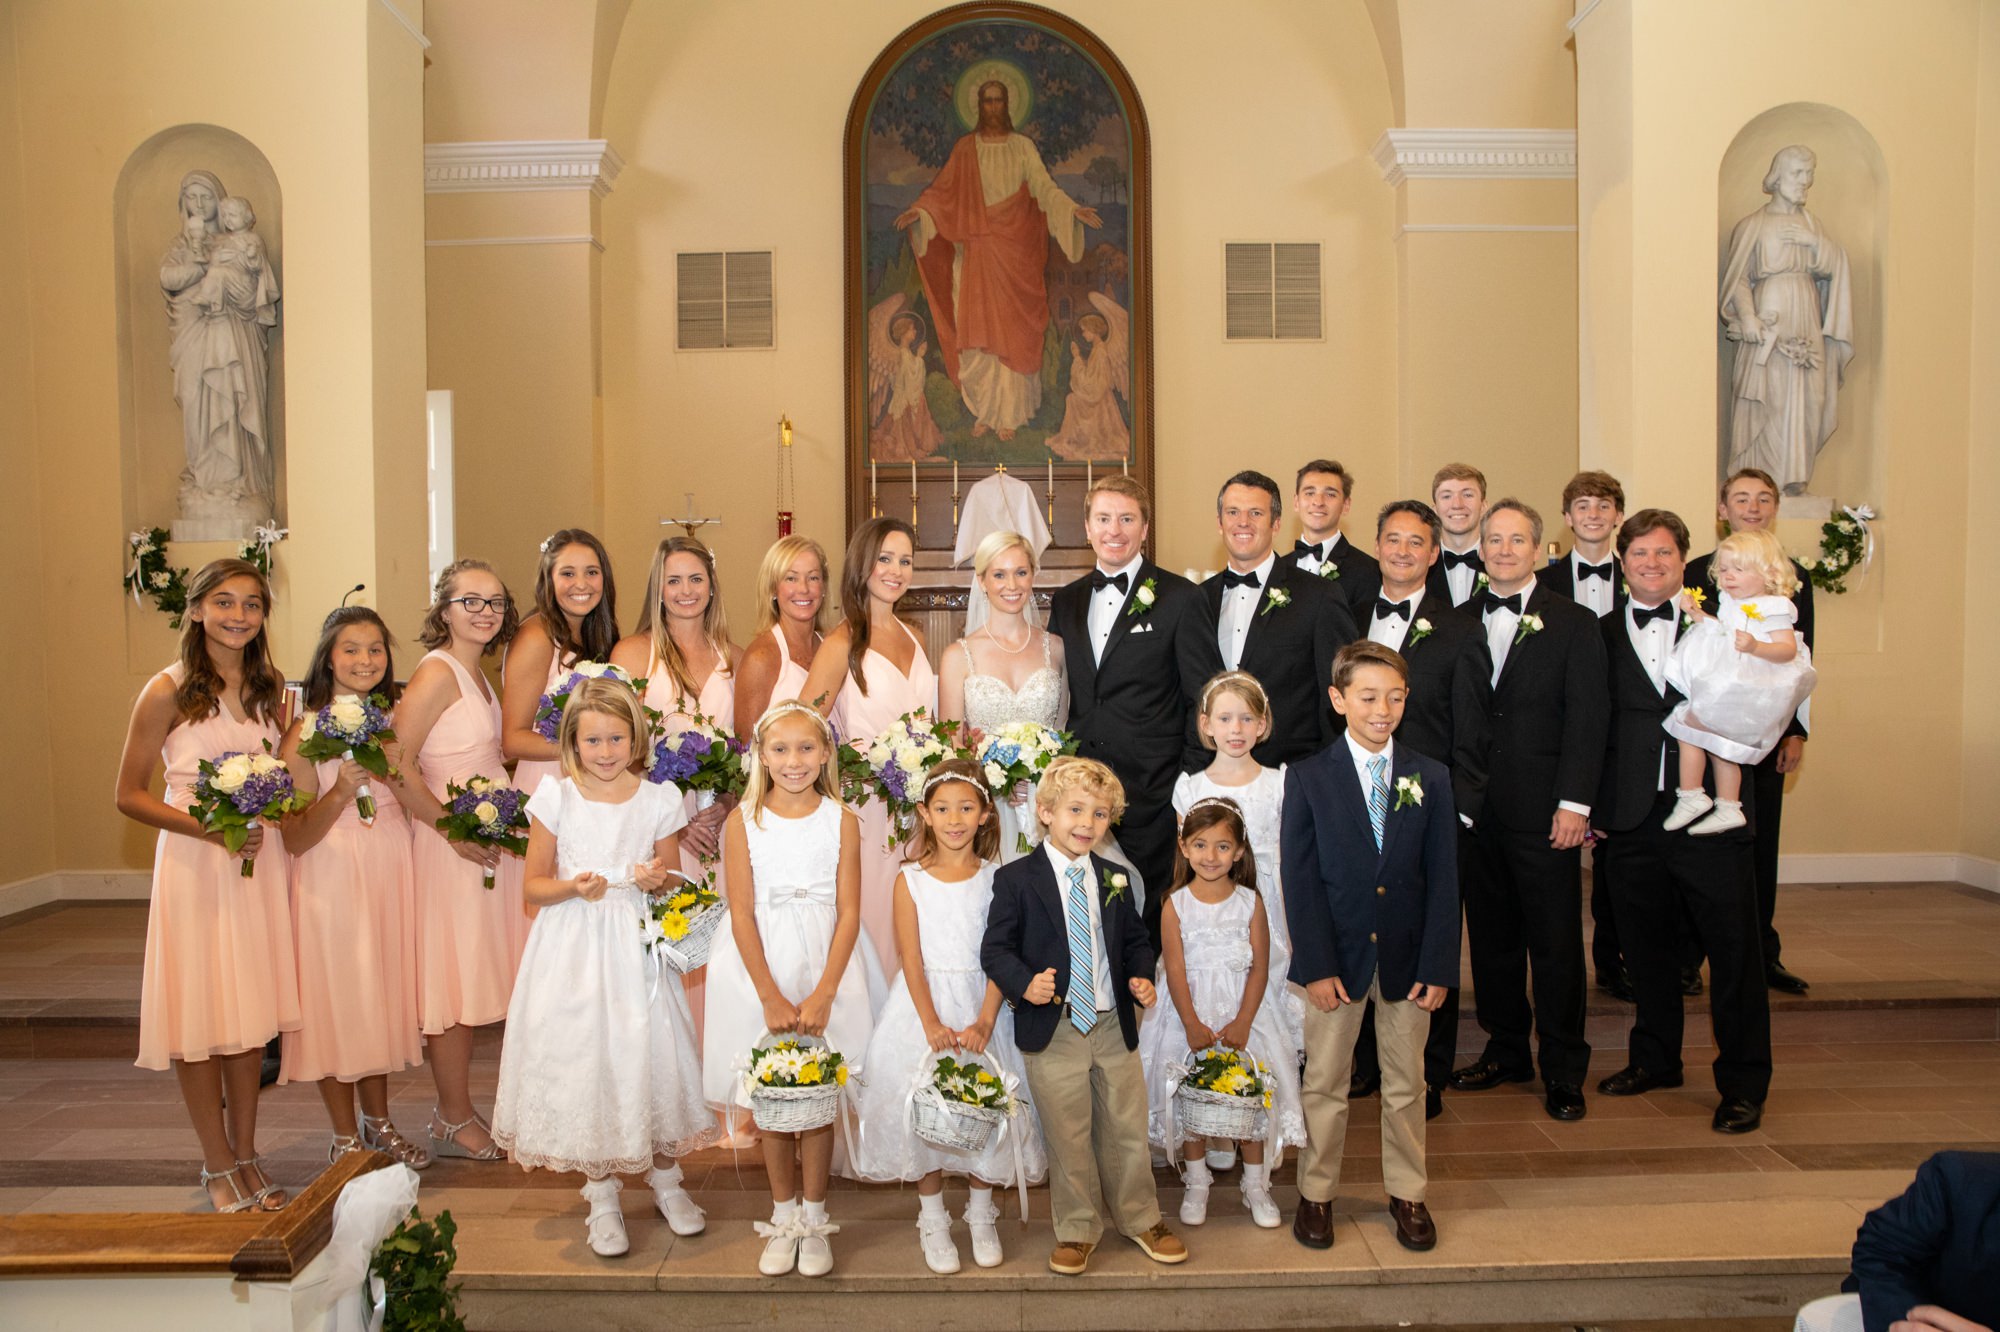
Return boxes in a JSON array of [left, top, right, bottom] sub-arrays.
[[423, 140, 626, 197], [374, 0, 430, 50], [1371, 128, 1577, 187], [427, 234, 606, 252]]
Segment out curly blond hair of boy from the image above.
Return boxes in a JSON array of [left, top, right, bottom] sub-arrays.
[[1034, 755, 1127, 822]]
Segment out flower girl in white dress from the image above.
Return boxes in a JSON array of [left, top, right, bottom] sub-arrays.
[[702, 700, 877, 1279], [853, 760, 1047, 1274], [490, 678, 716, 1258]]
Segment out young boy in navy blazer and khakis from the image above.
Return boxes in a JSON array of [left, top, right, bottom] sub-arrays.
[[1282, 641, 1460, 1254]]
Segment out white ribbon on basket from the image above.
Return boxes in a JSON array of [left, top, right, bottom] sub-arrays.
[[730, 1037, 860, 1172], [1166, 1047, 1281, 1178], [904, 1054, 1031, 1222]]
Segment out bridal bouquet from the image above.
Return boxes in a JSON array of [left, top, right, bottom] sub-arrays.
[[531, 661, 638, 742], [856, 709, 967, 844], [190, 748, 311, 877], [297, 692, 396, 824], [647, 708, 747, 799], [436, 777, 528, 888], [975, 720, 1077, 851]]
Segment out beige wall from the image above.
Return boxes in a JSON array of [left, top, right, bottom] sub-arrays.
[[1965, 0, 2000, 862]]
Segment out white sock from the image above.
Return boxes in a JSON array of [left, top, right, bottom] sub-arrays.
[[917, 1192, 947, 1219], [967, 1185, 994, 1211], [1676, 787, 1706, 799], [1183, 1159, 1213, 1186], [647, 1162, 684, 1193], [1241, 1162, 1266, 1188], [802, 1198, 828, 1227], [581, 1177, 622, 1208], [1713, 799, 1742, 810], [771, 1197, 798, 1225]]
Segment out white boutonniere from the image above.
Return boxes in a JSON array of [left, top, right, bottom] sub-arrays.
[[1394, 774, 1423, 811], [1406, 618, 1433, 647], [1474, 571, 1490, 591], [1104, 871, 1129, 905], [1260, 586, 1292, 617], [1513, 613, 1543, 645], [1317, 561, 1341, 581], [1124, 577, 1158, 619]]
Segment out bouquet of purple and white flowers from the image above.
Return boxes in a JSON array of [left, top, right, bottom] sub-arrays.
[[532, 661, 640, 742], [857, 709, 968, 846], [646, 709, 747, 797], [296, 692, 396, 825], [437, 776, 529, 889], [189, 747, 311, 877]]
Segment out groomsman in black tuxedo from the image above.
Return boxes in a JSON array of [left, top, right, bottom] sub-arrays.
[[1282, 459, 1380, 620], [1345, 500, 1492, 1119], [1204, 470, 1356, 765], [1685, 467, 1814, 996], [1052, 475, 1223, 945], [1535, 470, 1629, 999], [1591, 509, 1771, 1134], [1449, 499, 1608, 1123], [1426, 463, 1489, 608]]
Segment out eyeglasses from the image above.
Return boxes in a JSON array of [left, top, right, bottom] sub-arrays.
[[445, 595, 511, 614]]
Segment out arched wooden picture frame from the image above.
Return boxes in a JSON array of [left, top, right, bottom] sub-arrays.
[[843, 1, 1153, 556]]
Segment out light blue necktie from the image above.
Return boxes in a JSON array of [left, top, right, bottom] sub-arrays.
[[1367, 754, 1390, 851], [1064, 863, 1097, 1034]]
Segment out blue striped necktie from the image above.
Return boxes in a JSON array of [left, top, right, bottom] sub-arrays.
[[1367, 754, 1389, 850], [1064, 863, 1097, 1034]]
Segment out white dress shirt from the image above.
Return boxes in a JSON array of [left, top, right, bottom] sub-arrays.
[[1569, 550, 1618, 618], [1442, 542, 1481, 607], [1347, 733, 1394, 797], [1295, 531, 1346, 576], [1627, 598, 1675, 790], [1486, 585, 1590, 818], [1087, 554, 1143, 665], [1043, 841, 1113, 1013], [1367, 587, 1428, 651], [1217, 552, 1276, 670]]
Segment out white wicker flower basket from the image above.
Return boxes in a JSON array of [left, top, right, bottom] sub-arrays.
[[1174, 1083, 1267, 1141], [745, 1032, 844, 1133], [910, 1084, 1006, 1153], [656, 902, 727, 974]]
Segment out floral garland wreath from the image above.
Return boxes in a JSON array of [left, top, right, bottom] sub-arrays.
[[1803, 504, 1873, 595], [123, 524, 288, 628]]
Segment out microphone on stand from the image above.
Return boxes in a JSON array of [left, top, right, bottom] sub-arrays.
[[340, 583, 366, 607]]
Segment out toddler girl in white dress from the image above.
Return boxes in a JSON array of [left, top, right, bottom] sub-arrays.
[[491, 677, 715, 1258]]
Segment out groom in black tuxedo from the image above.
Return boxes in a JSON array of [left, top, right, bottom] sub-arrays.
[[1051, 475, 1223, 944], [1203, 470, 1356, 764]]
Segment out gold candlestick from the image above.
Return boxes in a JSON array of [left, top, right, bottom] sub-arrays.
[[951, 459, 961, 526], [910, 460, 920, 532]]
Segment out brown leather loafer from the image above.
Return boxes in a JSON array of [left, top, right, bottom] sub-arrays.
[[1048, 1239, 1095, 1275], [1292, 1197, 1334, 1249], [1388, 1196, 1437, 1251], [1130, 1221, 1187, 1264]]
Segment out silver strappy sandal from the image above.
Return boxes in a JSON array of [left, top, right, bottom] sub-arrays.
[[362, 1112, 433, 1170], [428, 1109, 503, 1161]]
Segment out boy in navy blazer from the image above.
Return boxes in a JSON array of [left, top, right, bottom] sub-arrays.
[[981, 757, 1186, 1277], [1283, 642, 1460, 1255]]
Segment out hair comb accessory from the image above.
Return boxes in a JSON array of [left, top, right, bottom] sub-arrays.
[[920, 768, 987, 802], [1185, 796, 1244, 817], [756, 699, 829, 736], [539, 535, 558, 555]]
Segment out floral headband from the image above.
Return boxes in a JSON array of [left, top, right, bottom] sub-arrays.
[[1183, 795, 1244, 820], [755, 699, 829, 741], [921, 768, 990, 802]]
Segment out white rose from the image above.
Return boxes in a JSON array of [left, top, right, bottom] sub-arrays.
[[329, 696, 368, 731], [984, 762, 1007, 788], [213, 755, 253, 793], [1136, 584, 1156, 606], [299, 712, 319, 740], [473, 800, 500, 824], [250, 754, 284, 775]]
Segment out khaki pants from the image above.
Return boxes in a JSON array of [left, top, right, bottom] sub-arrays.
[[1020, 1015, 1161, 1244], [1298, 976, 1430, 1203]]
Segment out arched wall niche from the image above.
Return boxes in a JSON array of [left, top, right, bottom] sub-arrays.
[[113, 124, 286, 546], [1715, 102, 1886, 511]]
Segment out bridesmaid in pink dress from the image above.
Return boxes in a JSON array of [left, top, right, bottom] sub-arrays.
[[501, 529, 622, 799], [274, 606, 428, 1171], [801, 518, 938, 979], [116, 559, 297, 1213], [612, 535, 741, 1035], [394, 559, 526, 1162], [733, 535, 829, 727]]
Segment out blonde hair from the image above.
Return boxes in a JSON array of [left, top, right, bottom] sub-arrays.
[[741, 699, 839, 825], [972, 529, 1037, 578], [1712, 528, 1799, 598], [1195, 670, 1271, 749], [556, 676, 651, 780], [635, 535, 732, 706], [1035, 755, 1127, 822], [752, 535, 829, 636], [906, 758, 1002, 865]]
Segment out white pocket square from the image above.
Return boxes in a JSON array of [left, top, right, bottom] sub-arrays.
[[1130, 622, 1155, 633]]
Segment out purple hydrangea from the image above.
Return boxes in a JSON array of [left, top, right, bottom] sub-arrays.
[[647, 728, 706, 786]]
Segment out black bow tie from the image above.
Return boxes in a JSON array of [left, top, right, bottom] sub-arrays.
[[1577, 560, 1614, 582], [1090, 570, 1129, 594], [1293, 539, 1326, 560], [1483, 590, 1523, 616], [1443, 548, 1481, 570], [1221, 568, 1262, 590], [1631, 601, 1675, 625], [1374, 598, 1412, 621]]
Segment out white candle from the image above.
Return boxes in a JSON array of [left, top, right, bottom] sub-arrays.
[[953, 459, 959, 491], [871, 459, 878, 492], [1047, 457, 1053, 493], [1122, 455, 1128, 476], [1086, 460, 1093, 489]]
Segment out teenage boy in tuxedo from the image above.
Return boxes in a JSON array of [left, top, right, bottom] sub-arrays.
[[1285, 641, 1459, 1254], [1449, 499, 1609, 1123], [1346, 500, 1492, 1120], [1204, 469, 1356, 764], [1535, 469, 1630, 999], [1591, 509, 1771, 1134], [1283, 459, 1380, 619], [1051, 475, 1223, 945], [981, 756, 1186, 1276], [1427, 463, 1488, 608], [1685, 467, 1814, 996]]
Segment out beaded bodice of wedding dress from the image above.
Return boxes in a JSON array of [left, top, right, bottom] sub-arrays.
[[959, 631, 1063, 734]]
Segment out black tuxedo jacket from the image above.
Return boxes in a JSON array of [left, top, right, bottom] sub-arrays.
[[1381, 590, 1492, 825], [1427, 547, 1485, 608], [1280, 535, 1381, 622], [1281, 734, 1461, 997], [1686, 551, 1814, 742], [1053, 562, 1221, 810], [981, 848, 1156, 1052], [1480, 583, 1610, 832], [1594, 602, 1689, 832], [1202, 559, 1356, 765], [1537, 551, 1627, 617]]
